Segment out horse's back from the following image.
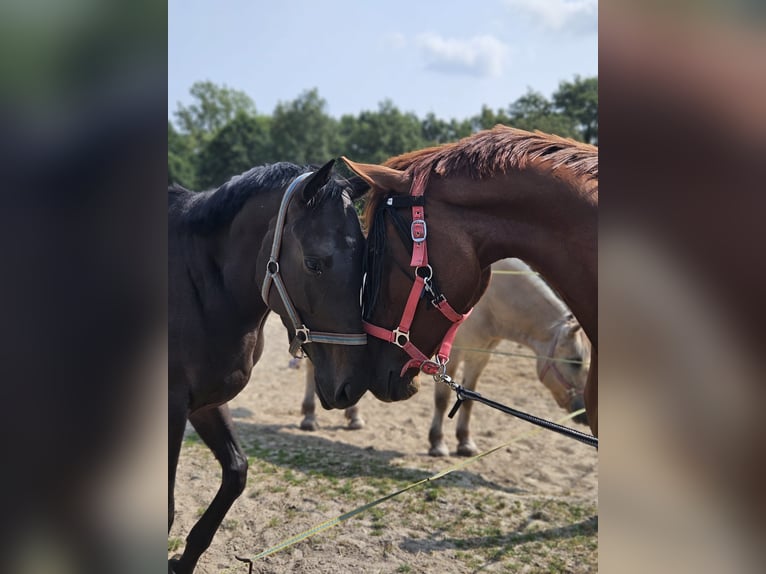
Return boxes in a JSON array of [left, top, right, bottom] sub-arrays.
[[456, 258, 564, 346]]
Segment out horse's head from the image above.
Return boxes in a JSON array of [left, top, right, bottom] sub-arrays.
[[538, 317, 591, 425], [342, 158, 490, 403], [259, 159, 370, 410]]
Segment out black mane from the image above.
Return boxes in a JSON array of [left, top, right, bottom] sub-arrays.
[[169, 162, 345, 234]]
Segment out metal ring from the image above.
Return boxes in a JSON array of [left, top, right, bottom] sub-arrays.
[[415, 265, 433, 281], [267, 259, 279, 275]]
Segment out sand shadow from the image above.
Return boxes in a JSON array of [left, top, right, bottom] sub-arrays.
[[224, 421, 526, 495], [230, 406, 255, 419], [399, 515, 597, 558]]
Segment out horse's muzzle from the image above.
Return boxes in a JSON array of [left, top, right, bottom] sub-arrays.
[[570, 395, 589, 425], [368, 369, 420, 402]]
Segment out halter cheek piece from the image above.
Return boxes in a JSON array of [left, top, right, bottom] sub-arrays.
[[538, 327, 581, 402], [364, 172, 472, 376], [261, 171, 367, 357]]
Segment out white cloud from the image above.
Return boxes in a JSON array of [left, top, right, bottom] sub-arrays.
[[504, 0, 597, 35], [416, 33, 509, 78]]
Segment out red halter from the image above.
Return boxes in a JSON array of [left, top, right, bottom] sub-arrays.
[[363, 171, 471, 376]]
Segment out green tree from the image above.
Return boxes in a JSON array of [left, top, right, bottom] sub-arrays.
[[421, 112, 472, 145], [472, 104, 512, 132], [339, 100, 426, 164], [168, 121, 197, 188], [196, 112, 275, 189], [553, 75, 598, 144], [270, 88, 340, 164], [506, 89, 579, 140], [173, 80, 256, 147]]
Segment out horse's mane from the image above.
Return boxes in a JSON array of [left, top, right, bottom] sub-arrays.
[[169, 162, 345, 234], [386, 124, 597, 179], [364, 125, 598, 228]]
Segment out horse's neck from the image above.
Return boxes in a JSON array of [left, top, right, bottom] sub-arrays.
[[441, 170, 597, 344], [206, 191, 282, 330]]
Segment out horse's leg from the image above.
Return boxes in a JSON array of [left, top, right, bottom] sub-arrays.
[[300, 360, 319, 431], [168, 391, 188, 534], [429, 360, 459, 456], [455, 352, 492, 457], [170, 404, 248, 574], [344, 404, 365, 430]]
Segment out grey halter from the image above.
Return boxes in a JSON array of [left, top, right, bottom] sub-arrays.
[[261, 171, 368, 357]]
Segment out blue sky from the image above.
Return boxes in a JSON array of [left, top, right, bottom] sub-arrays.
[[169, 0, 597, 121]]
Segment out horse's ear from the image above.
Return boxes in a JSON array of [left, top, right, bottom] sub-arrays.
[[341, 156, 411, 194], [344, 175, 370, 200], [301, 159, 335, 203]]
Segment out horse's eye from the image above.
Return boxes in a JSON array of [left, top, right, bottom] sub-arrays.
[[304, 257, 323, 276], [568, 356, 583, 369]]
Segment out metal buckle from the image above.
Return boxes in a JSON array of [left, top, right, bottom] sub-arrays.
[[429, 292, 446, 307], [411, 219, 427, 243], [391, 328, 410, 348], [295, 326, 311, 344], [289, 326, 311, 358]]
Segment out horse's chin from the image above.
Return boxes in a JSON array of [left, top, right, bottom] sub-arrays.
[[369, 369, 420, 402], [313, 380, 334, 410], [315, 377, 364, 410]]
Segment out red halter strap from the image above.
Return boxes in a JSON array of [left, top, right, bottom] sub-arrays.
[[363, 172, 471, 376]]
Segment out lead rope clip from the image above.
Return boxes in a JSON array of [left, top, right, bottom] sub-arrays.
[[431, 359, 464, 419]]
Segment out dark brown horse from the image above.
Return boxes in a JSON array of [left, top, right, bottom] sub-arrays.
[[168, 160, 369, 573], [342, 125, 598, 437]]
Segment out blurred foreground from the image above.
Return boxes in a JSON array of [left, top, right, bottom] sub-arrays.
[[0, 1, 764, 572]]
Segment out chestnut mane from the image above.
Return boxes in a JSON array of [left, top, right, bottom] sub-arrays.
[[363, 125, 598, 228]]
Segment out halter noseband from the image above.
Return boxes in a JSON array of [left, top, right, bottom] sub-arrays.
[[363, 171, 471, 376], [262, 171, 368, 357]]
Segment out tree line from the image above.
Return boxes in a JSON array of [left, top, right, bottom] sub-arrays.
[[169, 76, 597, 190]]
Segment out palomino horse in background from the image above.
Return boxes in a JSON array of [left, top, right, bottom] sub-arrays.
[[430, 258, 590, 457], [297, 258, 589, 445], [168, 160, 370, 574], [342, 125, 598, 438]]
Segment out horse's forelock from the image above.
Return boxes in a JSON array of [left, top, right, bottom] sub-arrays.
[[306, 177, 345, 209]]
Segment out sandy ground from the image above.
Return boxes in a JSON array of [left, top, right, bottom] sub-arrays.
[[170, 314, 598, 573]]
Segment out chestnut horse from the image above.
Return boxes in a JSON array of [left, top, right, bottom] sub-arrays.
[[169, 160, 370, 573], [297, 258, 589, 447], [342, 125, 598, 437]]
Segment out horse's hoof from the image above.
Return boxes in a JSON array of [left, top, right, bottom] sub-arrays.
[[299, 418, 318, 431], [168, 557, 181, 574], [428, 443, 449, 457], [346, 418, 365, 430], [457, 442, 479, 457]]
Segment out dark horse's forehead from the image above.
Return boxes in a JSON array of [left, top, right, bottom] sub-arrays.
[[291, 191, 362, 253]]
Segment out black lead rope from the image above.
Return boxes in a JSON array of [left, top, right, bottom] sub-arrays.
[[447, 385, 598, 449]]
